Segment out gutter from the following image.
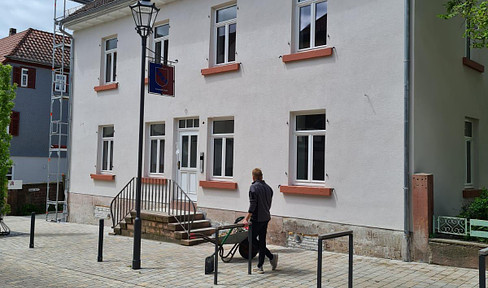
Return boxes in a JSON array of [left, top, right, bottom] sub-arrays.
[[61, 0, 133, 27], [404, 0, 412, 262]]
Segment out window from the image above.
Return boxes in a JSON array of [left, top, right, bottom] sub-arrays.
[[100, 126, 114, 172], [6, 167, 13, 180], [296, 0, 327, 50], [293, 113, 326, 183], [179, 118, 199, 129], [211, 119, 234, 178], [149, 123, 165, 174], [54, 74, 66, 92], [154, 24, 169, 64], [104, 37, 117, 84], [214, 5, 237, 65], [465, 120, 474, 187], [21, 68, 28, 87]]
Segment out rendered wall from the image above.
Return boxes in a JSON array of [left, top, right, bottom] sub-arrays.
[[413, 0, 488, 216], [69, 0, 405, 230]]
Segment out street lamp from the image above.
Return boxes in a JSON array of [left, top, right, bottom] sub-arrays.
[[129, 0, 159, 270]]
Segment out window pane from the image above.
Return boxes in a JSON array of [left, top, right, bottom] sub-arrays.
[[179, 120, 186, 128], [103, 126, 114, 137], [216, 5, 237, 23], [299, 5, 311, 49], [190, 135, 197, 168], [213, 120, 234, 134], [228, 23, 236, 62], [182, 135, 188, 168], [105, 53, 112, 83], [106, 38, 117, 50], [465, 121, 473, 137], [312, 135, 325, 181], [213, 138, 223, 176], [150, 124, 165, 136], [159, 139, 165, 173], [315, 1, 327, 46], [216, 26, 225, 64], [113, 52, 117, 82], [110, 141, 114, 170], [194, 119, 199, 127], [155, 41, 162, 64], [187, 119, 194, 128], [296, 114, 325, 131], [150, 140, 157, 173], [155, 24, 169, 38], [225, 138, 234, 177], [297, 136, 308, 180], [467, 141, 472, 183], [102, 141, 108, 170]]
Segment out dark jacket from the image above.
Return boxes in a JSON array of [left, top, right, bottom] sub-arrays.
[[248, 180, 273, 222]]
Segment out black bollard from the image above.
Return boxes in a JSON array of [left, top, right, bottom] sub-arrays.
[[248, 223, 252, 275], [29, 212, 35, 248], [98, 219, 104, 262]]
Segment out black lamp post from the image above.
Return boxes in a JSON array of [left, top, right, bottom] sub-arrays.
[[129, 0, 159, 270]]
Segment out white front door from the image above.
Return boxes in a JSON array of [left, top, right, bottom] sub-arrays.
[[177, 131, 198, 201]]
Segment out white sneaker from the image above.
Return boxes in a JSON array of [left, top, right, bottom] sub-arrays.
[[270, 254, 278, 270]]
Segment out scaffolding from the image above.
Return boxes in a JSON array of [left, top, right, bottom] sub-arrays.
[[46, 0, 84, 222]]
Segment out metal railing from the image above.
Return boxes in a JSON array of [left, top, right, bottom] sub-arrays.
[[479, 247, 488, 288], [110, 177, 196, 238], [317, 230, 353, 288], [213, 223, 253, 285]]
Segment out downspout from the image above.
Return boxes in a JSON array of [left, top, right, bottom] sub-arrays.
[[404, 0, 412, 262], [58, 24, 74, 221]]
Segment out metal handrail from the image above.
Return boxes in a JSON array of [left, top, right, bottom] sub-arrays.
[[110, 177, 197, 238], [213, 223, 253, 285], [318, 230, 353, 288], [479, 247, 488, 288]]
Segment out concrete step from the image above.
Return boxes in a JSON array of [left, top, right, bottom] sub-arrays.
[[167, 219, 211, 231], [129, 210, 204, 223], [175, 227, 216, 240]]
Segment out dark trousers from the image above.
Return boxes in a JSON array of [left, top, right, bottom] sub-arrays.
[[251, 220, 273, 267]]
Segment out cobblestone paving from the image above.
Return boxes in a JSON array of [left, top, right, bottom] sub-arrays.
[[0, 216, 479, 287]]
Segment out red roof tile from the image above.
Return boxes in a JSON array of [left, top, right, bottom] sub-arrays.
[[0, 28, 70, 67]]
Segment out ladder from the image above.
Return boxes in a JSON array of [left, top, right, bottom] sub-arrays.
[[46, 0, 73, 222]]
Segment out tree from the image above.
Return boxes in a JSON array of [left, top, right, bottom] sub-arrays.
[[0, 64, 16, 216], [441, 0, 488, 48]]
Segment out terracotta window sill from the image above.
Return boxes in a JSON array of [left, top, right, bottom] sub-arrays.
[[94, 82, 118, 92], [199, 180, 238, 190], [463, 188, 482, 198], [280, 185, 333, 196], [201, 63, 240, 76], [463, 57, 484, 73], [282, 47, 333, 63], [142, 177, 167, 184], [90, 174, 115, 181], [144, 78, 149, 85]]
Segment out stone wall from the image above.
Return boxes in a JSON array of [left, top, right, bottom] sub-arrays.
[[68, 192, 112, 225]]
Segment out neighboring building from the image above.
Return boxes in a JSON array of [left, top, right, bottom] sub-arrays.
[[62, 0, 488, 261], [0, 28, 69, 185]]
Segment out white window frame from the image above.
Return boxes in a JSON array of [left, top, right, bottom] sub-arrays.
[[153, 23, 169, 64], [21, 68, 28, 87], [148, 123, 165, 175], [54, 74, 66, 93], [6, 166, 13, 180], [292, 112, 326, 185], [100, 126, 114, 173], [214, 4, 237, 65], [211, 119, 234, 179], [465, 119, 474, 187], [295, 0, 327, 51], [104, 37, 117, 84]]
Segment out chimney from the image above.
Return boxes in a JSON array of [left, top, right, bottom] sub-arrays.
[[9, 28, 16, 36]]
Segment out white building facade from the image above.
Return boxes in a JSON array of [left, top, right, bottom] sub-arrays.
[[64, 0, 488, 260]]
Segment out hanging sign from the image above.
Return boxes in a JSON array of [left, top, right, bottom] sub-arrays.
[[149, 62, 175, 96]]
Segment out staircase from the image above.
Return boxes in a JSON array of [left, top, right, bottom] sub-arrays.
[[110, 178, 215, 246]]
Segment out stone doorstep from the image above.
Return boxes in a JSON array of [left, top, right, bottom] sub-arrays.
[[129, 210, 205, 223], [167, 219, 212, 231]]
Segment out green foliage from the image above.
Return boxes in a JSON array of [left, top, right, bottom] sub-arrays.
[[0, 64, 16, 216], [19, 204, 44, 216], [459, 188, 488, 220], [441, 0, 488, 48]]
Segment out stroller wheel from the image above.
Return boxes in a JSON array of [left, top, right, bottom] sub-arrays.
[[238, 238, 258, 259]]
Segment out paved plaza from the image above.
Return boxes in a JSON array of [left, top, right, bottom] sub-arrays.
[[0, 216, 480, 287]]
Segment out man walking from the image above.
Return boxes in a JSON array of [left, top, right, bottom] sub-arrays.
[[243, 168, 278, 274]]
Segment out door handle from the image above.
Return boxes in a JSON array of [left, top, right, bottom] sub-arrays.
[[177, 161, 180, 170]]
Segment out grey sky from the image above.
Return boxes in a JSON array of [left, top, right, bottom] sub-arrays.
[[0, 0, 80, 39]]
